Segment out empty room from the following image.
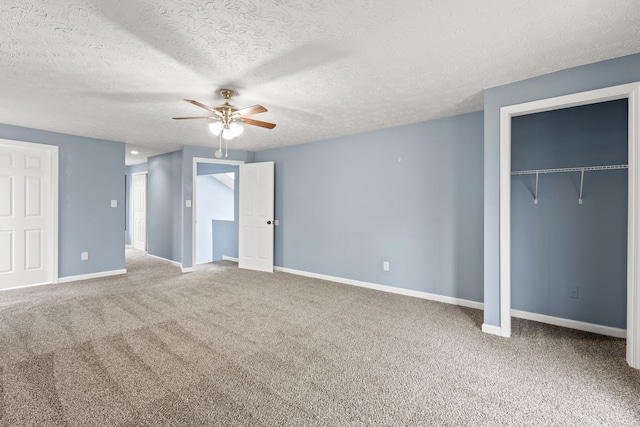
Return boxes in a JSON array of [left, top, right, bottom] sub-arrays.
[[1, 1, 640, 425]]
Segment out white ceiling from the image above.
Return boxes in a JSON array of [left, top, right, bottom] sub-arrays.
[[2, 1, 640, 165]]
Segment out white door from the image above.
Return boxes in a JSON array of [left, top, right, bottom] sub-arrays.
[[132, 172, 147, 251], [239, 162, 274, 272], [0, 139, 57, 290]]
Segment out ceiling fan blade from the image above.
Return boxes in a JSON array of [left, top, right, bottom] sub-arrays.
[[239, 117, 276, 129], [184, 99, 221, 114], [235, 104, 268, 116], [173, 115, 219, 120]]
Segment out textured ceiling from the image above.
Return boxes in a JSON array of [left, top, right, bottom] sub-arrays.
[[1, 1, 640, 165]]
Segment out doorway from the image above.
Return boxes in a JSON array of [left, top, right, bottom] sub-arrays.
[[510, 100, 628, 334], [497, 82, 640, 369], [191, 157, 243, 269], [195, 169, 237, 264]]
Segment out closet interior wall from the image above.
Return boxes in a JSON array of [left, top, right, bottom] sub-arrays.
[[510, 99, 629, 329]]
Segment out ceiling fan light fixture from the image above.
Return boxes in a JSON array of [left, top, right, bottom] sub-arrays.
[[222, 127, 235, 140], [230, 122, 244, 137], [209, 121, 223, 135]]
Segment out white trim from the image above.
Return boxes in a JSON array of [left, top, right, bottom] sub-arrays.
[[511, 309, 626, 339], [0, 139, 59, 285], [497, 81, 640, 369], [273, 266, 625, 339], [628, 87, 640, 368], [191, 157, 244, 271], [146, 253, 182, 267], [57, 269, 127, 284], [222, 256, 239, 262], [131, 171, 148, 252], [1, 281, 55, 291], [274, 266, 484, 310], [482, 323, 505, 336], [125, 244, 133, 249], [181, 266, 195, 273], [51, 145, 58, 284], [499, 106, 512, 337]]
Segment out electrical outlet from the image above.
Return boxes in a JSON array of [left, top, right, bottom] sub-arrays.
[[569, 286, 579, 299], [81, 252, 89, 261], [383, 261, 390, 271]]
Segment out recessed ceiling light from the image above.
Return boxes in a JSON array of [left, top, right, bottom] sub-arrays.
[[130, 150, 139, 155]]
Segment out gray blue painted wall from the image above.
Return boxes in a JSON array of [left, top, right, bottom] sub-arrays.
[[483, 52, 640, 327], [212, 220, 238, 261], [511, 100, 628, 328], [0, 123, 125, 278], [147, 150, 182, 262], [255, 112, 484, 301], [125, 162, 148, 246], [195, 174, 235, 263]]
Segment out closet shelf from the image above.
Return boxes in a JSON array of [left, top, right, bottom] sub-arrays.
[[511, 164, 628, 205], [511, 164, 628, 176]]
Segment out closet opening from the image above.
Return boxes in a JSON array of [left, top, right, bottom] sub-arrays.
[[510, 99, 628, 336], [496, 82, 640, 369]]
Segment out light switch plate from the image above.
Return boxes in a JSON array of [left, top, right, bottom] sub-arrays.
[[186, 200, 192, 208], [81, 252, 89, 261], [111, 200, 117, 208]]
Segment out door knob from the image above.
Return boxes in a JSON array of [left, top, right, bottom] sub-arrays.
[[267, 220, 272, 224]]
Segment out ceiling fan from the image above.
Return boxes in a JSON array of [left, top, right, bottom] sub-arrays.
[[173, 89, 276, 141]]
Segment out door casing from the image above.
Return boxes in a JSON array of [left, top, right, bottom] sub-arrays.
[[191, 157, 244, 269], [486, 81, 640, 370]]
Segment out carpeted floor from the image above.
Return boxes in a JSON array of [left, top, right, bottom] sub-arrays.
[[1, 249, 639, 426]]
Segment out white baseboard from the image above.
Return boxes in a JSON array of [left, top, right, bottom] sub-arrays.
[[1, 281, 55, 291], [511, 309, 626, 338], [146, 253, 182, 268], [274, 266, 483, 311], [482, 323, 508, 337], [222, 256, 239, 262], [272, 266, 624, 339], [125, 244, 133, 249], [181, 266, 196, 273], [58, 269, 127, 284]]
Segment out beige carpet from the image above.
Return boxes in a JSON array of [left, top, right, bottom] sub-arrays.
[[0, 249, 639, 426]]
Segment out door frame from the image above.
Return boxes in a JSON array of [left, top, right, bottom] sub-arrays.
[[191, 157, 244, 269], [131, 171, 147, 251], [0, 138, 58, 286], [496, 82, 640, 369]]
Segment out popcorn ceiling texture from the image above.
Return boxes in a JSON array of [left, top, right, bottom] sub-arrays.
[[1, 0, 640, 162]]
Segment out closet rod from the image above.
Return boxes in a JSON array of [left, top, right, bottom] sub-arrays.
[[511, 164, 628, 176]]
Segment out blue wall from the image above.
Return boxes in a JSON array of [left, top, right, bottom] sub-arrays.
[[0, 123, 125, 278], [147, 150, 182, 262], [195, 173, 235, 263], [483, 52, 640, 327], [255, 112, 484, 301], [511, 100, 628, 328], [212, 220, 238, 261], [125, 162, 148, 246]]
